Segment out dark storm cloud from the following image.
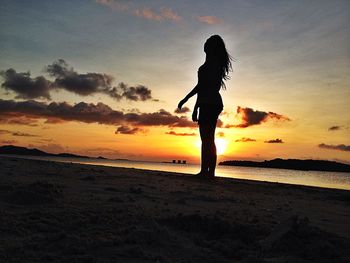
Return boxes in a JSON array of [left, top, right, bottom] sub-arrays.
[[114, 82, 152, 101], [0, 69, 51, 100], [235, 137, 256, 142], [232, 106, 290, 128], [115, 125, 142, 134], [46, 59, 155, 101], [165, 131, 196, 136], [0, 99, 196, 128], [1, 59, 155, 102], [47, 59, 114, 96], [174, 107, 190, 114], [264, 138, 284, 143], [318, 143, 350, 152]]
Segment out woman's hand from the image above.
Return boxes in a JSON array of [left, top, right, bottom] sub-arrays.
[[177, 98, 187, 109], [192, 108, 198, 122]]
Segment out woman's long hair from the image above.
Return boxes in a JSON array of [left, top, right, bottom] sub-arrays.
[[204, 35, 233, 89]]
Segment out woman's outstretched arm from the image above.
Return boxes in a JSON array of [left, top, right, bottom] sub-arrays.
[[178, 85, 199, 109], [192, 97, 199, 122]]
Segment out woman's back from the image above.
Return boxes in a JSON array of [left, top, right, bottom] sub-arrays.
[[197, 61, 223, 106]]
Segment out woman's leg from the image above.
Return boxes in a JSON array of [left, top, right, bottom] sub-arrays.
[[207, 121, 217, 177], [199, 123, 209, 174], [199, 121, 217, 176]]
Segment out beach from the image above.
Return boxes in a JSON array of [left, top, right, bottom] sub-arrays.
[[0, 156, 349, 263]]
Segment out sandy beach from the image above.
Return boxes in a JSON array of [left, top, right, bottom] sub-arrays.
[[0, 156, 349, 263]]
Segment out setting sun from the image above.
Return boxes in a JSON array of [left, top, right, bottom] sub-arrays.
[[195, 138, 228, 156], [216, 138, 228, 155]]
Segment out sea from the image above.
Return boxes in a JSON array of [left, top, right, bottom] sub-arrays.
[[2, 154, 350, 191]]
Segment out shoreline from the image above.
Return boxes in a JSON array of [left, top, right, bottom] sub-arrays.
[[1, 156, 350, 262], [1, 154, 349, 191]]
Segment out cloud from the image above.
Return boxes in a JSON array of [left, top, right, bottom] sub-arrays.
[[264, 138, 284, 143], [0, 115, 39, 126], [0, 140, 17, 144], [12, 132, 39, 137], [95, 0, 129, 11], [47, 59, 114, 96], [96, 0, 181, 22], [217, 119, 224, 128], [232, 106, 291, 128], [216, 131, 225, 137], [328, 126, 343, 131], [158, 7, 182, 22], [0, 69, 51, 99], [318, 143, 350, 152], [135, 7, 181, 22], [165, 131, 196, 136], [174, 107, 190, 114], [115, 125, 143, 135], [116, 82, 152, 101], [0, 129, 39, 137], [47, 59, 155, 101], [197, 16, 223, 25], [0, 99, 196, 128], [235, 137, 256, 142], [124, 109, 197, 128], [0, 129, 10, 135], [1, 60, 155, 102]]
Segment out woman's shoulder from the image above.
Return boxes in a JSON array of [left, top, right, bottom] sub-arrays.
[[198, 63, 206, 71]]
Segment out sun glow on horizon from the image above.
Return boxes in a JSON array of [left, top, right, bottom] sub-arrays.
[[194, 138, 228, 156], [216, 138, 228, 155]]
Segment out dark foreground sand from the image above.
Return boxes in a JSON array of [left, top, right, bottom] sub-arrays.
[[0, 156, 349, 263]]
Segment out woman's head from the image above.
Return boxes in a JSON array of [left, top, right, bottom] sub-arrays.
[[204, 35, 232, 89]]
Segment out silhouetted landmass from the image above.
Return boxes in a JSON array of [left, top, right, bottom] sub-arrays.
[[219, 158, 350, 173], [0, 145, 90, 159], [55, 153, 90, 158]]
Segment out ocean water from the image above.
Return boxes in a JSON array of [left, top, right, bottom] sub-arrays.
[[2, 154, 350, 191]]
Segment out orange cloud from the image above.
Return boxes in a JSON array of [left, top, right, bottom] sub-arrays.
[[197, 16, 223, 25], [96, 0, 181, 23], [95, 0, 129, 11], [165, 131, 196, 136], [160, 7, 181, 22], [135, 7, 181, 22]]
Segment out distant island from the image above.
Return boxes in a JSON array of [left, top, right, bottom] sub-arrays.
[[0, 145, 132, 161], [0, 145, 91, 159], [219, 158, 350, 173]]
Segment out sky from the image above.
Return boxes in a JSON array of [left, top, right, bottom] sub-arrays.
[[0, 0, 349, 163]]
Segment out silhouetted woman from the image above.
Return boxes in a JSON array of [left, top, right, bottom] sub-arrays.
[[178, 35, 232, 178]]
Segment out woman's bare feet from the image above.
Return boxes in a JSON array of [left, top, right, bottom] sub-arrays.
[[193, 171, 215, 179]]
